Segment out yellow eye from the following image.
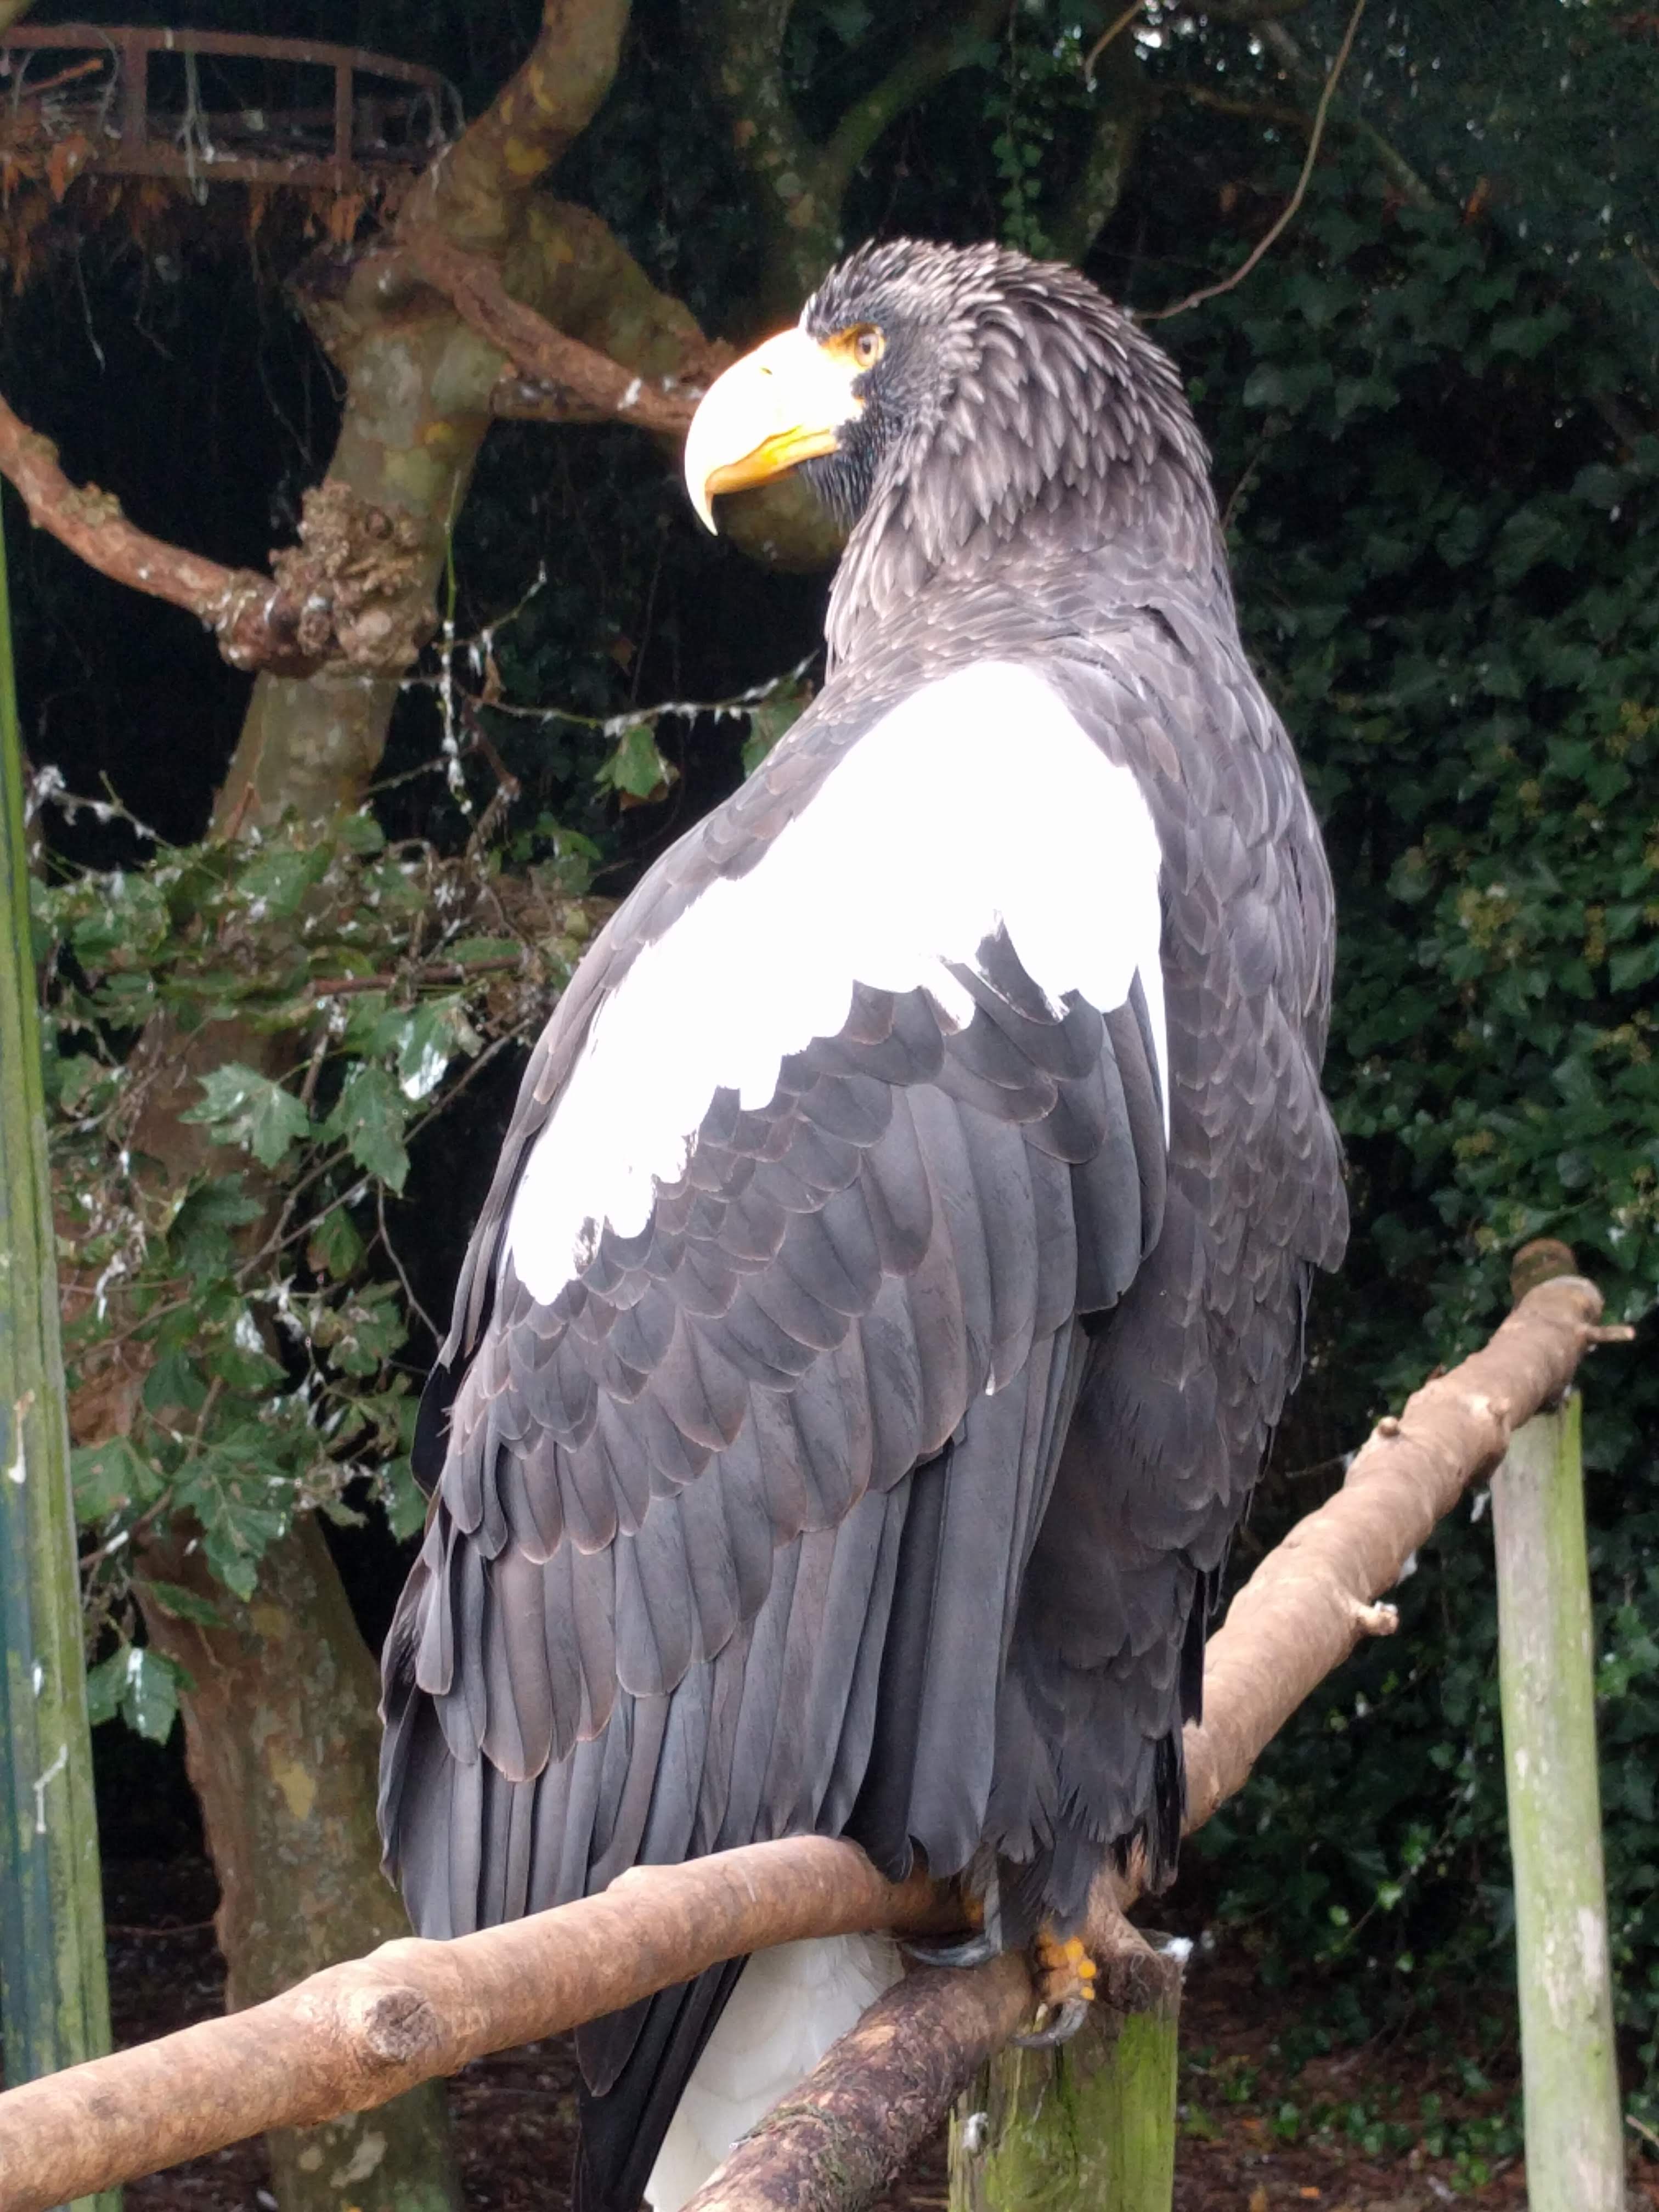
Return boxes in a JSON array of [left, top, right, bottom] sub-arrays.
[[851, 325, 885, 370]]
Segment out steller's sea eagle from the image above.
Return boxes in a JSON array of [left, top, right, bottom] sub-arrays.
[[379, 237, 1347, 2212]]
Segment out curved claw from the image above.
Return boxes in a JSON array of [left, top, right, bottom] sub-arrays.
[[1012, 1997, 1091, 2049], [901, 1929, 1001, 1970]]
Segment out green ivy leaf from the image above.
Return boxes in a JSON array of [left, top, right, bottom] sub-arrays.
[[175, 1439, 290, 1601], [142, 1579, 224, 1629], [323, 1063, 411, 1192], [184, 1063, 312, 1171], [86, 1645, 184, 1743], [307, 1204, 366, 1282], [380, 1455, 431, 1542], [596, 723, 676, 804], [71, 1435, 163, 1522]]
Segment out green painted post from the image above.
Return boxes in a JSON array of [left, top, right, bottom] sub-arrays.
[[948, 1936, 1181, 2211], [0, 500, 119, 2210], [1492, 1391, 1626, 2211]]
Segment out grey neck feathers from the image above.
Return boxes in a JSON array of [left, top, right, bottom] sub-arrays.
[[823, 306, 1227, 670]]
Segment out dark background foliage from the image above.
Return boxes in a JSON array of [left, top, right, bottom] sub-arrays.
[[12, 0, 1659, 2121]]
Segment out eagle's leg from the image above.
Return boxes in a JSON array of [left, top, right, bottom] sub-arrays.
[[901, 1867, 999, 1969], [1012, 1926, 1097, 2047]]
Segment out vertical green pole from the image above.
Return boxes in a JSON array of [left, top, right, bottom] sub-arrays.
[[0, 500, 119, 2209], [1492, 1392, 1626, 2212], [948, 1938, 1181, 2212]]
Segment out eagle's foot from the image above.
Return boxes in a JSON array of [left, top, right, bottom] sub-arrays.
[[902, 1882, 997, 1969], [1013, 1926, 1096, 2048]]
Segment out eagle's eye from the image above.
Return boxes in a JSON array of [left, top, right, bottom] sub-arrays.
[[849, 324, 884, 370]]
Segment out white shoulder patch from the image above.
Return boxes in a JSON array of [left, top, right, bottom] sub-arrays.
[[507, 662, 1166, 1305]]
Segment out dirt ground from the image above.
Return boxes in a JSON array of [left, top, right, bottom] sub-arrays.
[[99, 1858, 1657, 2212]]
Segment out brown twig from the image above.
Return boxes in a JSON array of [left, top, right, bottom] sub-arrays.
[[1141, 0, 1365, 322], [1082, 2, 1146, 88], [0, 1273, 1615, 2212], [307, 957, 522, 996]]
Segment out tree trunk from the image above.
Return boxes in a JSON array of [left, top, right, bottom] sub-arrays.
[[137, 1520, 459, 2212]]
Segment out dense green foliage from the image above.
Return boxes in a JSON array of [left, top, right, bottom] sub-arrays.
[[13, 0, 1659, 2132], [38, 793, 592, 1733], [1161, 159, 1659, 2095]]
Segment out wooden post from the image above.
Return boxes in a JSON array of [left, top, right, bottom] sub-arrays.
[[948, 1923, 1180, 2212], [1492, 1389, 1626, 2211], [0, 506, 119, 2208]]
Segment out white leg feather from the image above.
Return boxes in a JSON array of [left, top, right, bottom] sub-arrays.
[[644, 1934, 902, 2211]]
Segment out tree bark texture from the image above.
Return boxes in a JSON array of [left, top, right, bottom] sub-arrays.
[[0, 489, 117, 2212], [1492, 1396, 1626, 2212], [0, 1272, 1618, 2212]]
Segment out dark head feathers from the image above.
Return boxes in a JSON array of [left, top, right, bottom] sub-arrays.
[[800, 239, 1224, 662]]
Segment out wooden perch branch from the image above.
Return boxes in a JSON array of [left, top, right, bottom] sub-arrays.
[[0, 1843, 947, 2211], [0, 1274, 1615, 2212], [682, 1270, 1615, 2211]]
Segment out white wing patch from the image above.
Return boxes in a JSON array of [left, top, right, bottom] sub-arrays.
[[507, 661, 1166, 1306]]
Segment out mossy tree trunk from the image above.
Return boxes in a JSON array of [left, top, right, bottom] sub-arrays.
[[1492, 1394, 1626, 2211], [0, 489, 117, 2212], [948, 1933, 1181, 2212]]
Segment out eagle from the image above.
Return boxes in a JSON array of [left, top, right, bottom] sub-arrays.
[[379, 237, 1346, 2212]]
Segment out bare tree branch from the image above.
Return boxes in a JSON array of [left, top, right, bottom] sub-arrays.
[[403, 228, 712, 437], [0, 394, 403, 676], [1142, 0, 1366, 321], [699, 0, 1007, 314], [0, 1273, 1617, 2212], [1166, 81, 1319, 131]]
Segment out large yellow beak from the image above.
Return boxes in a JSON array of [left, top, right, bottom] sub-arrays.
[[684, 326, 865, 532]]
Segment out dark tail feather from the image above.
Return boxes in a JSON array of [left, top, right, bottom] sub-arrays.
[[573, 1957, 749, 2212]]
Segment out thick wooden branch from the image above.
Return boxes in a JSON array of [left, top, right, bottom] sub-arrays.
[[0, 400, 441, 678], [682, 1957, 1034, 2212], [400, 0, 630, 252], [0, 391, 317, 675], [0, 1843, 947, 2211], [701, 0, 1002, 312], [1051, 27, 1151, 267], [1184, 1270, 1610, 1826], [402, 229, 709, 438], [0, 1274, 1617, 2212]]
